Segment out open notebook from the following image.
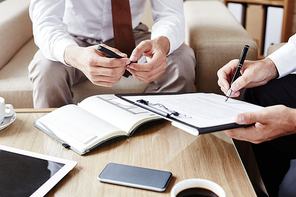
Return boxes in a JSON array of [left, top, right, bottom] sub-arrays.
[[34, 95, 161, 155]]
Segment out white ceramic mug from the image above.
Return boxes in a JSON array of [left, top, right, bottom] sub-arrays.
[[171, 178, 226, 197], [0, 97, 14, 124]]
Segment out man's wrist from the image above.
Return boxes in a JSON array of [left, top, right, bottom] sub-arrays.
[[290, 108, 296, 134], [264, 57, 279, 79], [64, 45, 80, 66], [154, 36, 170, 55]]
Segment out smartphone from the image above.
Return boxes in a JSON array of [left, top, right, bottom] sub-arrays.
[[98, 163, 172, 192]]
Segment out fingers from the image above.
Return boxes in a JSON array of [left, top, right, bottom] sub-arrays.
[[235, 111, 261, 125], [127, 60, 167, 83], [95, 57, 129, 68], [97, 44, 128, 59], [225, 106, 296, 144], [224, 127, 264, 144], [128, 51, 165, 72], [218, 59, 259, 97], [130, 36, 169, 61], [128, 56, 167, 83], [224, 113, 266, 144], [217, 59, 239, 95], [127, 39, 168, 83], [67, 45, 131, 86], [130, 41, 151, 62], [230, 67, 254, 92], [90, 45, 129, 68], [84, 66, 126, 86]]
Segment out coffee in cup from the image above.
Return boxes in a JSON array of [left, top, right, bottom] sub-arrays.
[[0, 97, 14, 124], [171, 178, 226, 197], [176, 187, 218, 197]]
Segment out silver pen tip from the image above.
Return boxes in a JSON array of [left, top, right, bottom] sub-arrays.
[[225, 89, 232, 102]]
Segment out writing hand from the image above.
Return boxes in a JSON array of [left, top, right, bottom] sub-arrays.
[[64, 44, 129, 87], [217, 58, 279, 98], [126, 36, 170, 83]]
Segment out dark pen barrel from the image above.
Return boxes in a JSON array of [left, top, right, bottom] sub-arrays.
[[230, 45, 249, 85]]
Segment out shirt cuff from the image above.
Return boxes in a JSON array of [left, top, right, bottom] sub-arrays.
[[53, 38, 78, 65], [151, 21, 184, 56], [268, 43, 296, 78], [151, 31, 182, 56]]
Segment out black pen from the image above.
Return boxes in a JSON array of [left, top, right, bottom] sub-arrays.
[[97, 45, 136, 66], [97, 45, 123, 58], [225, 45, 249, 102]]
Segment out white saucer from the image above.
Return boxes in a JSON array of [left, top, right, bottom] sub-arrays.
[[0, 112, 16, 131]]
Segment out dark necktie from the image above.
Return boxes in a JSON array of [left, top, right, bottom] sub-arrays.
[[111, 0, 135, 78]]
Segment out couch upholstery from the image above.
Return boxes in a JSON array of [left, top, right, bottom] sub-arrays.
[[0, 0, 257, 108], [184, 0, 258, 93]]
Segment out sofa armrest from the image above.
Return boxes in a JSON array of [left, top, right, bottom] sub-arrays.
[[184, 1, 258, 94], [0, 0, 32, 70], [266, 43, 286, 56]]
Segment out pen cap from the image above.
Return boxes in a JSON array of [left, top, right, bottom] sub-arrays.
[[239, 45, 249, 65]]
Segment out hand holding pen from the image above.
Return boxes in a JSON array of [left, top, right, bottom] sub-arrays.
[[225, 45, 249, 102], [97, 45, 136, 66]]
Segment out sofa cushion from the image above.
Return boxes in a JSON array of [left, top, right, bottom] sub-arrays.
[[0, 0, 32, 70], [184, 1, 258, 94], [0, 38, 37, 108]]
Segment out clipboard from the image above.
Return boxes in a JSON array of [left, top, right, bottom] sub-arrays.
[[115, 92, 262, 135]]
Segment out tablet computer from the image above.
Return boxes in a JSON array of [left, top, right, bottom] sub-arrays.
[[0, 145, 77, 197]]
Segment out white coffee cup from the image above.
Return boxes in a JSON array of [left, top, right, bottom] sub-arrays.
[[0, 97, 14, 124], [171, 178, 226, 197]]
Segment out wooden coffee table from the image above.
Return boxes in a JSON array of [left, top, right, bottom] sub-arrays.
[[0, 109, 256, 197]]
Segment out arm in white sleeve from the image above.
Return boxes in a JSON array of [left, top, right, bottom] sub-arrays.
[[29, 0, 78, 64], [150, 0, 185, 55], [268, 34, 296, 78]]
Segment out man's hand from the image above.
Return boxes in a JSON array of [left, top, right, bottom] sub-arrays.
[[217, 58, 279, 98], [224, 105, 296, 143], [64, 44, 129, 87], [126, 36, 170, 83]]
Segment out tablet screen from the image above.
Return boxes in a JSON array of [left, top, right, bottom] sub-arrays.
[[0, 145, 77, 197]]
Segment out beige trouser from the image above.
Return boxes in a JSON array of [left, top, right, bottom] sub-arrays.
[[29, 24, 196, 108]]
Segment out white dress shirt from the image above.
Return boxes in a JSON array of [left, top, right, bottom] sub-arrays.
[[29, 0, 185, 64], [268, 34, 296, 78]]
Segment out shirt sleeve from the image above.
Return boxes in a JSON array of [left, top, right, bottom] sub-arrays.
[[29, 0, 78, 65], [268, 34, 296, 78], [150, 0, 185, 55]]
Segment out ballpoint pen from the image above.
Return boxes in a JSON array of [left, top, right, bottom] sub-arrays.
[[97, 45, 123, 58], [225, 45, 249, 102], [97, 45, 136, 66]]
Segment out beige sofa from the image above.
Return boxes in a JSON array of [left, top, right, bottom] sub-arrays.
[[0, 0, 257, 108]]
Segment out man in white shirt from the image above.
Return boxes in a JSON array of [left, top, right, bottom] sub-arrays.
[[217, 34, 296, 197], [28, 0, 196, 108]]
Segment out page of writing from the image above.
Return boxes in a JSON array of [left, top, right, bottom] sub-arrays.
[[78, 95, 159, 133], [37, 105, 125, 153], [122, 93, 263, 128]]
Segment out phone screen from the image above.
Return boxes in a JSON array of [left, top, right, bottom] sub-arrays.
[[98, 163, 172, 192]]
